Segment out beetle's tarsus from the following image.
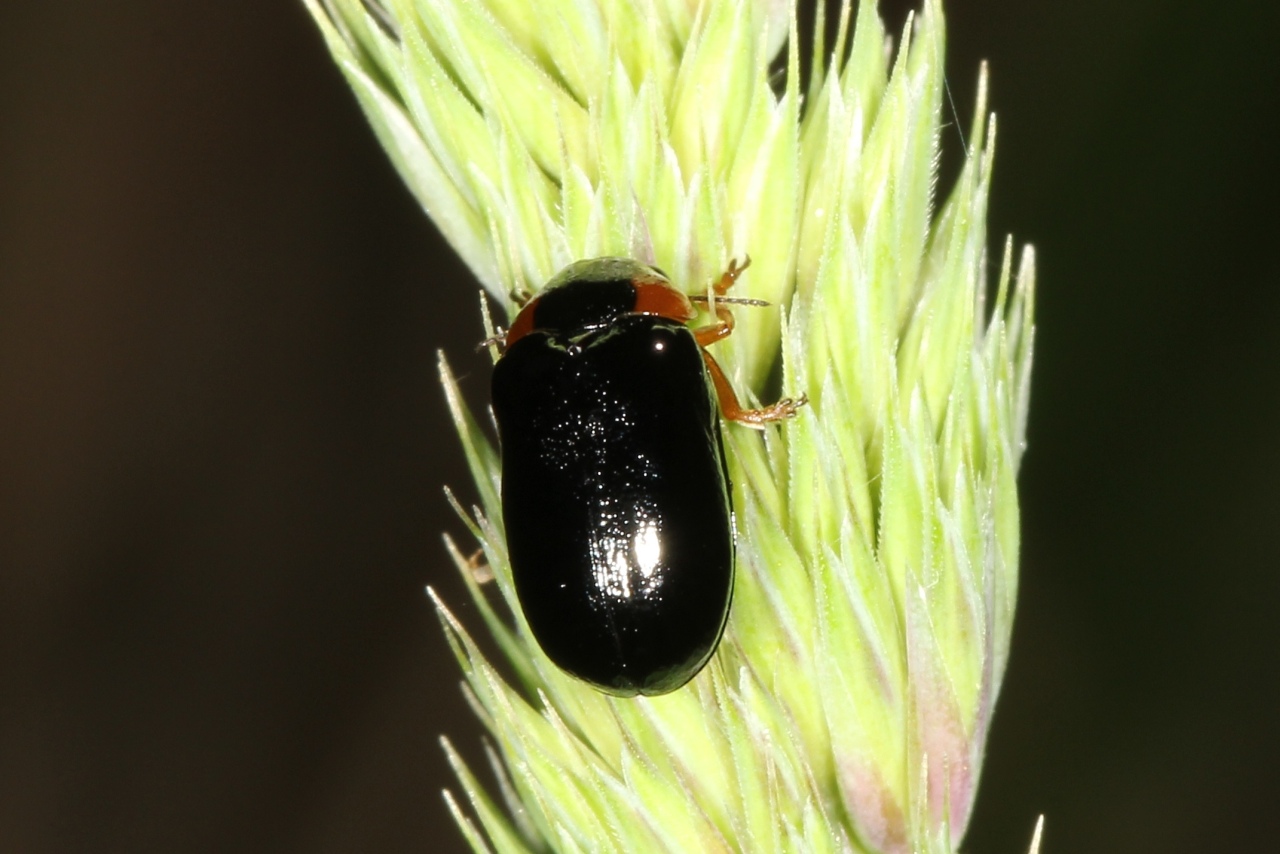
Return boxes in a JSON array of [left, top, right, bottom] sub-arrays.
[[733, 394, 808, 428], [477, 328, 508, 352]]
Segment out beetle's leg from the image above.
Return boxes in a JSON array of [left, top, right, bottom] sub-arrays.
[[713, 255, 752, 296], [509, 286, 534, 308], [701, 349, 807, 429], [693, 303, 734, 347], [690, 256, 754, 345], [695, 255, 807, 426], [476, 328, 508, 352]]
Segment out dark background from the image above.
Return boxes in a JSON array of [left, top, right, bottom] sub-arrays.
[[2, 1, 1277, 851]]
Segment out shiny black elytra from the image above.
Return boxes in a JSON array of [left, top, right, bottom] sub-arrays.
[[490, 257, 803, 696]]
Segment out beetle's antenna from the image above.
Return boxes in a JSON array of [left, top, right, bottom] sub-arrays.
[[689, 294, 771, 308], [943, 74, 970, 158]]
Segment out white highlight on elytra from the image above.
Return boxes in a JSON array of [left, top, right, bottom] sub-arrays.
[[592, 515, 664, 601]]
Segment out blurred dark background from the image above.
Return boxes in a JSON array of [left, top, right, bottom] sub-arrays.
[[1, 1, 1277, 851]]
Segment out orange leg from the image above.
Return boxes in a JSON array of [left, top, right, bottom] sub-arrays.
[[693, 303, 734, 347], [701, 349, 807, 429], [694, 256, 806, 426], [691, 256, 752, 346], [712, 255, 751, 296]]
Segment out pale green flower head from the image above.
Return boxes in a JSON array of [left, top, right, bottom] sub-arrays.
[[306, 0, 1036, 851]]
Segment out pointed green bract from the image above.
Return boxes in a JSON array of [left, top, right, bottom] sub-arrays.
[[307, 0, 1036, 850]]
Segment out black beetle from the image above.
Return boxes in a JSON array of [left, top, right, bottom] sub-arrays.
[[490, 257, 803, 696]]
